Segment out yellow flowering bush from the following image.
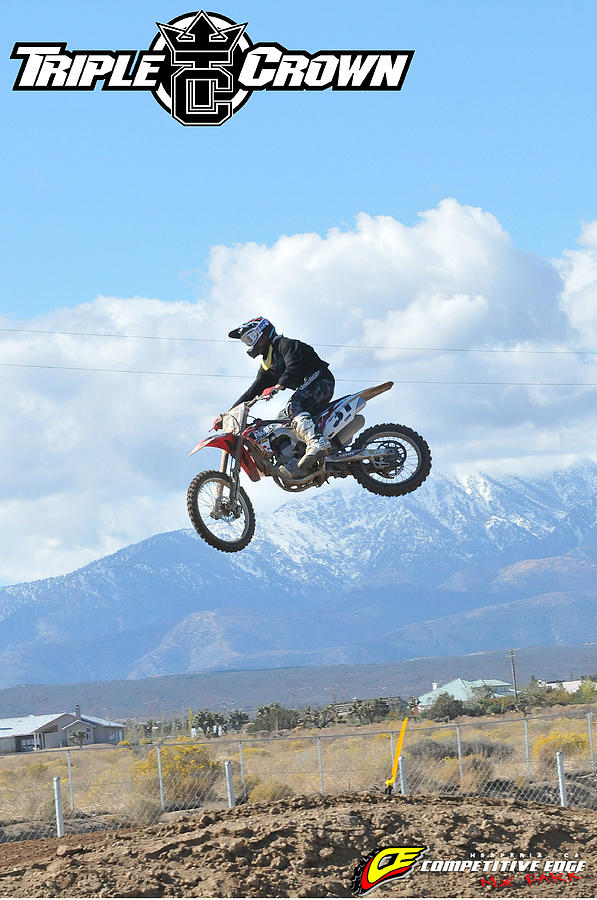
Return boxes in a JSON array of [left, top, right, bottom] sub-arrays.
[[532, 730, 589, 763], [133, 738, 222, 808]]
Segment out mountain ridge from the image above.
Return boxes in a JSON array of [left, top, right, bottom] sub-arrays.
[[1, 463, 596, 689]]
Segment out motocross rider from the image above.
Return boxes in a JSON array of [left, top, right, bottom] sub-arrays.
[[217, 317, 335, 471]]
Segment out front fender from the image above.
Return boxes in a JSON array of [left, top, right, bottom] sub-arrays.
[[189, 434, 262, 483], [189, 434, 235, 456]]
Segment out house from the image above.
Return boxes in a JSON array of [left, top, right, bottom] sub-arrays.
[[538, 679, 584, 694], [417, 678, 515, 709], [0, 705, 125, 753]]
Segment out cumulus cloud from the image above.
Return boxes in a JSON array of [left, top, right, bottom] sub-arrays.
[[1, 199, 596, 582]]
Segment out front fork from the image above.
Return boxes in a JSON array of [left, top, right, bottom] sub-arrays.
[[221, 403, 249, 504]]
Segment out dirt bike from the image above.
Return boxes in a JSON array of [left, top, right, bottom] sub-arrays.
[[187, 380, 431, 552]]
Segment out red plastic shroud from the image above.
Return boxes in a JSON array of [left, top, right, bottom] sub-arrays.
[[190, 433, 262, 482]]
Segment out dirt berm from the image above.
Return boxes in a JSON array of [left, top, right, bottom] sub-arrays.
[[0, 793, 595, 898]]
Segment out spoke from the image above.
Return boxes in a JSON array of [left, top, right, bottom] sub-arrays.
[[363, 433, 421, 485], [194, 476, 249, 542]]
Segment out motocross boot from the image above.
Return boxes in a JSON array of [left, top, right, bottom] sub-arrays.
[[292, 413, 331, 471]]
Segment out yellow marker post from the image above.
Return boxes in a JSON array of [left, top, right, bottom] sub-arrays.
[[385, 716, 408, 788]]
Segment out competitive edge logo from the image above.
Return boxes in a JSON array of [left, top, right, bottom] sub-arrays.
[[351, 846, 427, 895], [11, 9, 414, 126]]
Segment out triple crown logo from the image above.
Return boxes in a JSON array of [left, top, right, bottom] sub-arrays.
[[11, 10, 414, 126]]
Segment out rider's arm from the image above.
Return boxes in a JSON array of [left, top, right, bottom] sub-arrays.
[[231, 368, 278, 407]]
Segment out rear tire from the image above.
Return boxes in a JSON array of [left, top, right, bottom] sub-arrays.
[[187, 470, 255, 552], [352, 424, 431, 496]]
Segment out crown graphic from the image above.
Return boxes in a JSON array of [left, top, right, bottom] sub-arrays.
[[156, 10, 246, 59]]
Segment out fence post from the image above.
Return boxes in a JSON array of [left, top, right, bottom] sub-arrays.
[[588, 712, 595, 773], [556, 751, 568, 808], [66, 750, 75, 813], [524, 719, 531, 780], [456, 725, 463, 780], [224, 760, 235, 808], [317, 737, 324, 795], [156, 746, 165, 811], [53, 777, 65, 838], [398, 756, 408, 795], [389, 733, 397, 793], [238, 742, 246, 797]]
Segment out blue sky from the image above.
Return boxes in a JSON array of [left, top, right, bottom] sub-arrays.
[[2, 1, 597, 582], [3, 0, 597, 316]]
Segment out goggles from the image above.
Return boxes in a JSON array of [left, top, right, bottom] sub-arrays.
[[240, 329, 259, 348]]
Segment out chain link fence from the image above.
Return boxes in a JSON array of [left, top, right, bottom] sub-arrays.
[[1, 708, 596, 843]]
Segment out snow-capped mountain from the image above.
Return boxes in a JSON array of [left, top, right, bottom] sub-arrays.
[[1, 463, 596, 689]]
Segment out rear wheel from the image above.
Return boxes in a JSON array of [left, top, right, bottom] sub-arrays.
[[352, 424, 431, 496], [187, 470, 255, 552]]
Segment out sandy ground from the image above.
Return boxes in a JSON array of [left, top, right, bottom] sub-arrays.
[[0, 792, 595, 898]]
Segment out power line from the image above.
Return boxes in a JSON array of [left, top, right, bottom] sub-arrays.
[[0, 326, 595, 355], [1, 361, 596, 387]]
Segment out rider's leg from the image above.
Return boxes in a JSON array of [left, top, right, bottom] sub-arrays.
[[286, 371, 335, 471]]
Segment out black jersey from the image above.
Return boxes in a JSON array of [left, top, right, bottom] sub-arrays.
[[232, 335, 329, 407]]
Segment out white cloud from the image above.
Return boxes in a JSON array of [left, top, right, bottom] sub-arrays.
[[1, 199, 596, 582], [557, 219, 597, 344]]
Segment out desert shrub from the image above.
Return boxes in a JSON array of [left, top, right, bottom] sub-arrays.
[[112, 795, 162, 825], [462, 739, 513, 759], [460, 755, 494, 790], [234, 773, 260, 798], [433, 758, 461, 787], [249, 780, 294, 803], [532, 730, 589, 763], [24, 761, 50, 783], [22, 793, 56, 824], [242, 746, 272, 757], [408, 737, 512, 761], [427, 754, 494, 791], [287, 740, 309, 751], [118, 740, 131, 747], [408, 739, 453, 760], [133, 739, 222, 808]]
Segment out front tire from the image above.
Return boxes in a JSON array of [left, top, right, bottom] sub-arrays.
[[187, 470, 255, 552], [351, 424, 431, 496]]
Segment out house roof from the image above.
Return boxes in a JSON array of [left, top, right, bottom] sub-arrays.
[[80, 714, 124, 728], [0, 714, 67, 738], [61, 719, 91, 731], [0, 711, 124, 738], [418, 677, 514, 706]]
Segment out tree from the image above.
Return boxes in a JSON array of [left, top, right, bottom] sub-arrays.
[[519, 676, 550, 711], [192, 708, 218, 737], [574, 680, 596, 704], [421, 692, 464, 721], [227, 709, 250, 731], [299, 705, 335, 729], [143, 719, 156, 740], [68, 729, 87, 749], [349, 698, 390, 725], [247, 703, 299, 732]]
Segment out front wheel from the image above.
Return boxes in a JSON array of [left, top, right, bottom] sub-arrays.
[[187, 470, 255, 552], [351, 424, 431, 496]]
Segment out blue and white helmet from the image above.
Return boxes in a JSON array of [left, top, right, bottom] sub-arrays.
[[228, 317, 276, 358]]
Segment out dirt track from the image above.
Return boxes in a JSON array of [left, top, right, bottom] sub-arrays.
[[0, 792, 595, 898]]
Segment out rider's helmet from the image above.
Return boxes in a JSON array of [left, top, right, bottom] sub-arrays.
[[228, 317, 276, 358]]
